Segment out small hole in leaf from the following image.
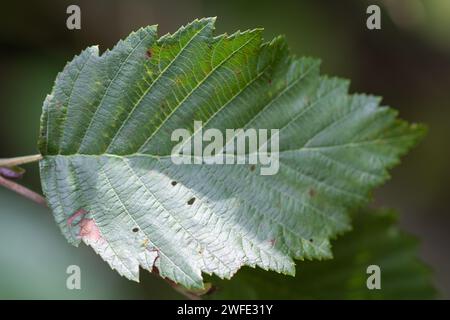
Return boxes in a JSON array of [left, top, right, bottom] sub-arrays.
[[132, 227, 139, 233], [187, 197, 196, 205], [309, 238, 314, 243], [250, 165, 256, 171], [171, 181, 177, 186]]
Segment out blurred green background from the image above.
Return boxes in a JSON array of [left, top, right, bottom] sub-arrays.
[[0, 0, 449, 299]]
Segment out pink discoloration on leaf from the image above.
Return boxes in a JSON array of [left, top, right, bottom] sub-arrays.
[[67, 209, 87, 226], [78, 218, 102, 241]]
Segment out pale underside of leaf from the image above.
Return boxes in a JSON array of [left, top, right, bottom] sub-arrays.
[[39, 18, 425, 289]]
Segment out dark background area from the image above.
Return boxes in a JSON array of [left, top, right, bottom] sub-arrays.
[[0, 0, 449, 299]]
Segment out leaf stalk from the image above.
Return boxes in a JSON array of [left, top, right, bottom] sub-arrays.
[[0, 154, 43, 167]]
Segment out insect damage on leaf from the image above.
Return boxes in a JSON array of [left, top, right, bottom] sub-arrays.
[[78, 218, 102, 242], [67, 209, 102, 242], [38, 17, 426, 289]]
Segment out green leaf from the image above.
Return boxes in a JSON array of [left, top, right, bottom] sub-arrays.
[[38, 18, 425, 289], [208, 208, 437, 299]]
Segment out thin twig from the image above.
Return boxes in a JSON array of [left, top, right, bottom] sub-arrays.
[[0, 175, 47, 207], [0, 154, 43, 167]]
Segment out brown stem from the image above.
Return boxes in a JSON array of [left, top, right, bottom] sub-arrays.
[[0, 175, 47, 207]]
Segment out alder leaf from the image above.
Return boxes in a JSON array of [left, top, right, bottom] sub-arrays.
[[38, 18, 425, 289], [208, 208, 437, 299]]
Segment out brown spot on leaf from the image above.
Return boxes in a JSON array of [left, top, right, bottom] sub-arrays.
[[308, 188, 317, 197], [132, 227, 139, 233], [304, 96, 310, 105], [250, 164, 256, 172], [187, 197, 196, 205], [171, 181, 177, 186], [146, 48, 152, 59]]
